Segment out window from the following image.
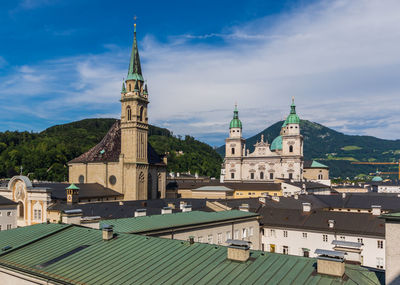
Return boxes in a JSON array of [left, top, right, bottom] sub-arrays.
[[269, 173, 274, 180], [139, 106, 144, 122], [242, 228, 248, 239], [234, 230, 239, 239], [303, 250, 309, 257], [34, 209, 42, 221], [7, 224, 11, 230], [217, 233, 222, 244], [231, 148, 235, 155], [231, 173, 235, 179], [128, 84, 131, 92], [318, 174, 323, 179], [207, 235, 213, 244], [226, 231, 231, 240], [198, 236, 204, 243], [78, 175, 85, 183], [249, 227, 254, 236], [126, 106, 132, 121], [358, 238, 363, 244], [289, 145, 293, 153], [283, 230, 288, 238], [376, 257, 384, 269], [283, 246, 289, 255], [109, 175, 117, 185], [0, 225, 2, 231], [260, 172, 264, 179], [288, 173, 293, 180], [270, 229, 276, 238], [340, 236, 346, 241], [250, 173, 255, 179], [302, 233, 307, 239], [323, 234, 328, 242], [7, 212, 11, 216], [378, 240, 383, 249]]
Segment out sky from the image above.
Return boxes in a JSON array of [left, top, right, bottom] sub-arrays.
[[1, 0, 400, 146]]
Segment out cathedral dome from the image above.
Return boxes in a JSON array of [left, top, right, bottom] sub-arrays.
[[371, 176, 383, 182], [229, 105, 242, 129], [270, 135, 282, 151]]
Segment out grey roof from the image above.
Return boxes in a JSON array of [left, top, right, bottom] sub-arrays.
[[33, 182, 122, 201], [282, 180, 331, 189], [258, 207, 385, 237], [0, 196, 17, 206], [69, 120, 165, 166], [332, 240, 363, 248], [315, 249, 345, 258], [193, 186, 233, 192], [172, 181, 282, 191]]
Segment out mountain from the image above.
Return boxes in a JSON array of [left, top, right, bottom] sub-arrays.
[[0, 119, 222, 181], [216, 120, 400, 179]]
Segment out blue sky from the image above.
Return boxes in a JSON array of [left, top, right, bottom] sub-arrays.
[[1, 0, 400, 146]]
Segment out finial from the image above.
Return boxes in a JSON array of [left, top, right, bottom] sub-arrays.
[[292, 96, 295, 104], [134, 15, 137, 33]]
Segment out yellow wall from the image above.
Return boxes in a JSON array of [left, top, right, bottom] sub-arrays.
[[234, 190, 282, 198]]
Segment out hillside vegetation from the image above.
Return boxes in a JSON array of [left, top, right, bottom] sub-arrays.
[[217, 120, 400, 179], [0, 119, 222, 181]]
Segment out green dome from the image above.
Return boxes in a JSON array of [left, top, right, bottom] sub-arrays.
[[372, 176, 383, 182], [270, 135, 282, 151], [229, 106, 242, 129]]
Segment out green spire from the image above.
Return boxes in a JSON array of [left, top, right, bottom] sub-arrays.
[[134, 80, 139, 92], [143, 83, 148, 95], [121, 81, 127, 93], [286, 97, 300, 124], [229, 104, 242, 129], [127, 23, 144, 81]]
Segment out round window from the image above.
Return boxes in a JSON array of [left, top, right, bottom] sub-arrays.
[[78, 175, 84, 183], [109, 175, 117, 185]]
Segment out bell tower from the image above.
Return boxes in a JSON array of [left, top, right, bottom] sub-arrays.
[[120, 22, 149, 200]]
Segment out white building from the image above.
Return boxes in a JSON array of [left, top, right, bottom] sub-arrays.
[[260, 204, 386, 269], [223, 99, 303, 183], [0, 196, 17, 231]]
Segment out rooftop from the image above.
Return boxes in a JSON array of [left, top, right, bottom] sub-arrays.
[[100, 210, 259, 234], [0, 195, 17, 206], [0, 224, 383, 285]]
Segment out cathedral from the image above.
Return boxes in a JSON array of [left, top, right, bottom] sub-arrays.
[[223, 99, 303, 182], [68, 24, 167, 200]]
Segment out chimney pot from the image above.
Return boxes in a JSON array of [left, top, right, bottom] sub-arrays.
[[135, 209, 147, 217], [302, 203, 311, 212], [328, 219, 335, 228], [189, 236, 195, 245]]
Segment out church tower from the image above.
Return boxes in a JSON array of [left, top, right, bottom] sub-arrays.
[[224, 105, 245, 181], [120, 23, 149, 200]]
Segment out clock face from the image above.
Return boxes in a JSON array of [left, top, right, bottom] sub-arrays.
[[67, 194, 72, 201]]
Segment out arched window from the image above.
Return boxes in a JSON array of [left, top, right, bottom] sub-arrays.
[[231, 148, 235, 155], [269, 173, 274, 180], [126, 106, 132, 121], [318, 174, 323, 180], [260, 172, 264, 179], [128, 84, 131, 92], [289, 173, 293, 179], [289, 145, 293, 153], [250, 173, 255, 179], [18, 202, 24, 218], [139, 106, 144, 121]]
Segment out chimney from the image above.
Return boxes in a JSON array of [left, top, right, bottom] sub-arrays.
[[189, 236, 195, 245], [134, 209, 147, 217], [302, 202, 311, 212], [239, 204, 249, 212], [161, 206, 172, 214], [177, 172, 180, 177], [195, 172, 199, 179], [328, 219, 335, 229], [102, 225, 114, 241], [62, 209, 82, 225], [272, 196, 280, 202], [180, 201, 186, 210], [342, 193, 346, 199], [226, 239, 251, 262], [182, 205, 192, 212], [119, 201, 124, 206], [315, 249, 345, 277], [294, 194, 299, 200], [371, 205, 381, 216]]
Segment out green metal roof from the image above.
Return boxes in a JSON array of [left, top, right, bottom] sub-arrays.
[[101, 210, 258, 234], [380, 212, 400, 221], [270, 135, 282, 151], [286, 98, 300, 125], [66, 183, 79, 190], [372, 176, 383, 182], [0, 224, 383, 284], [127, 24, 144, 82], [0, 223, 68, 250], [229, 105, 242, 129], [311, 161, 329, 168], [121, 81, 126, 93]]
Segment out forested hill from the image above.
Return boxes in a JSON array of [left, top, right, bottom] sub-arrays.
[[0, 118, 222, 181], [216, 120, 400, 179]]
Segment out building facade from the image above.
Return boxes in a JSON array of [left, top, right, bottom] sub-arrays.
[[68, 24, 167, 201], [0, 196, 17, 231], [223, 100, 303, 182]]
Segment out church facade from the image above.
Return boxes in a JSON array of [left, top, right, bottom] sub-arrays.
[[223, 100, 303, 182], [68, 24, 167, 200]]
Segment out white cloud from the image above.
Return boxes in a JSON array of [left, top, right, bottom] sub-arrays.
[[2, 0, 400, 145]]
